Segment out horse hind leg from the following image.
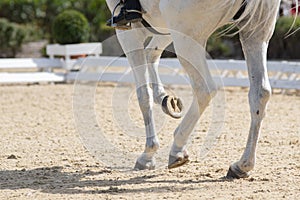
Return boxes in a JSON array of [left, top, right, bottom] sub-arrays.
[[226, 2, 279, 178], [168, 56, 217, 169], [164, 34, 217, 169], [227, 38, 272, 178], [146, 35, 184, 119], [227, 37, 272, 179]]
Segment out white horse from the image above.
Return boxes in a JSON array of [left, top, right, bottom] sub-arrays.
[[105, 0, 281, 178]]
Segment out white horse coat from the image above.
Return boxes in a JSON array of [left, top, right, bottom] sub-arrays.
[[105, 0, 281, 178]]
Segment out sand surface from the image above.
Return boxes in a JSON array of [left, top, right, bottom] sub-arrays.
[[0, 83, 299, 200]]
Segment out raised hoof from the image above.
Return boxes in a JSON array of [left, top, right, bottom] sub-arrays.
[[162, 95, 183, 119], [134, 160, 155, 171], [226, 166, 249, 179], [168, 154, 189, 169]]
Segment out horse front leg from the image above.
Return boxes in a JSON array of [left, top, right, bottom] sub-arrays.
[[116, 29, 159, 170], [146, 36, 184, 119], [134, 84, 159, 170]]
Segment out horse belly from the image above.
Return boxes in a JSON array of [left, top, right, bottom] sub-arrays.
[[158, 0, 243, 36], [140, 0, 168, 29]]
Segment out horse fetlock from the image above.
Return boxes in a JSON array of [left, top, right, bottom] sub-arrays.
[[151, 84, 166, 104], [169, 148, 189, 160], [238, 160, 255, 172], [145, 138, 160, 153]]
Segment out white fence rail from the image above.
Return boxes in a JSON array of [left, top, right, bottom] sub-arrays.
[[0, 56, 299, 90]]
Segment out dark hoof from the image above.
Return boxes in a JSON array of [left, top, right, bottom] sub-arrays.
[[226, 166, 249, 179], [168, 154, 189, 169], [134, 160, 155, 170], [162, 95, 183, 119]]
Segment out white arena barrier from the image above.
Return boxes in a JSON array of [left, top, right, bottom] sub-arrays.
[[0, 55, 299, 90], [0, 58, 65, 83], [68, 56, 300, 90]]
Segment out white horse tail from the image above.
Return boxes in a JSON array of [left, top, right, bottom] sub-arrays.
[[234, 0, 281, 36]]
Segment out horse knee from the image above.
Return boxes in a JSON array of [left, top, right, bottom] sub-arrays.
[[136, 86, 153, 112]]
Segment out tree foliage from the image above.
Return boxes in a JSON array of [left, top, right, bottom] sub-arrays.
[[0, 0, 113, 42], [0, 1, 300, 59], [268, 16, 300, 59], [0, 18, 27, 57]]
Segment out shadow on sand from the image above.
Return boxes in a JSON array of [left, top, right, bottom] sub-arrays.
[[0, 166, 231, 194]]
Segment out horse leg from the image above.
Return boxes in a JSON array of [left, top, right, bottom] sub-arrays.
[[116, 29, 159, 170], [164, 34, 217, 168], [227, 2, 280, 178], [146, 36, 170, 105], [227, 38, 272, 179], [145, 36, 184, 118], [168, 55, 217, 168], [227, 39, 272, 178]]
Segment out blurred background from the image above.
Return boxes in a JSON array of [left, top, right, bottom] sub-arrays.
[[0, 0, 299, 59]]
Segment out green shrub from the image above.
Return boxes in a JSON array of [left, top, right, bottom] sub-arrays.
[[207, 25, 242, 59], [268, 16, 300, 59], [52, 10, 90, 44], [207, 35, 237, 59], [0, 18, 27, 57], [207, 17, 300, 60]]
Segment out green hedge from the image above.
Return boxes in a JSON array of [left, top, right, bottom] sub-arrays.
[[268, 16, 300, 59], [0, 0, 113, 42], [0, 18, 27, 57], [52, 10, 90, 44], [0, 1, 299, 59], [207, 17, 300, 60]]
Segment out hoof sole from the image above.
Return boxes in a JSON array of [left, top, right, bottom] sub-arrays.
[[162, 95, 183, 119]]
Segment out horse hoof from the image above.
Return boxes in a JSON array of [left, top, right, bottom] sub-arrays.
[[168, 154, 189, 169], [134, 160, 155, 170], [226, 165, 249, 179], [162, 95, 183, 119]]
